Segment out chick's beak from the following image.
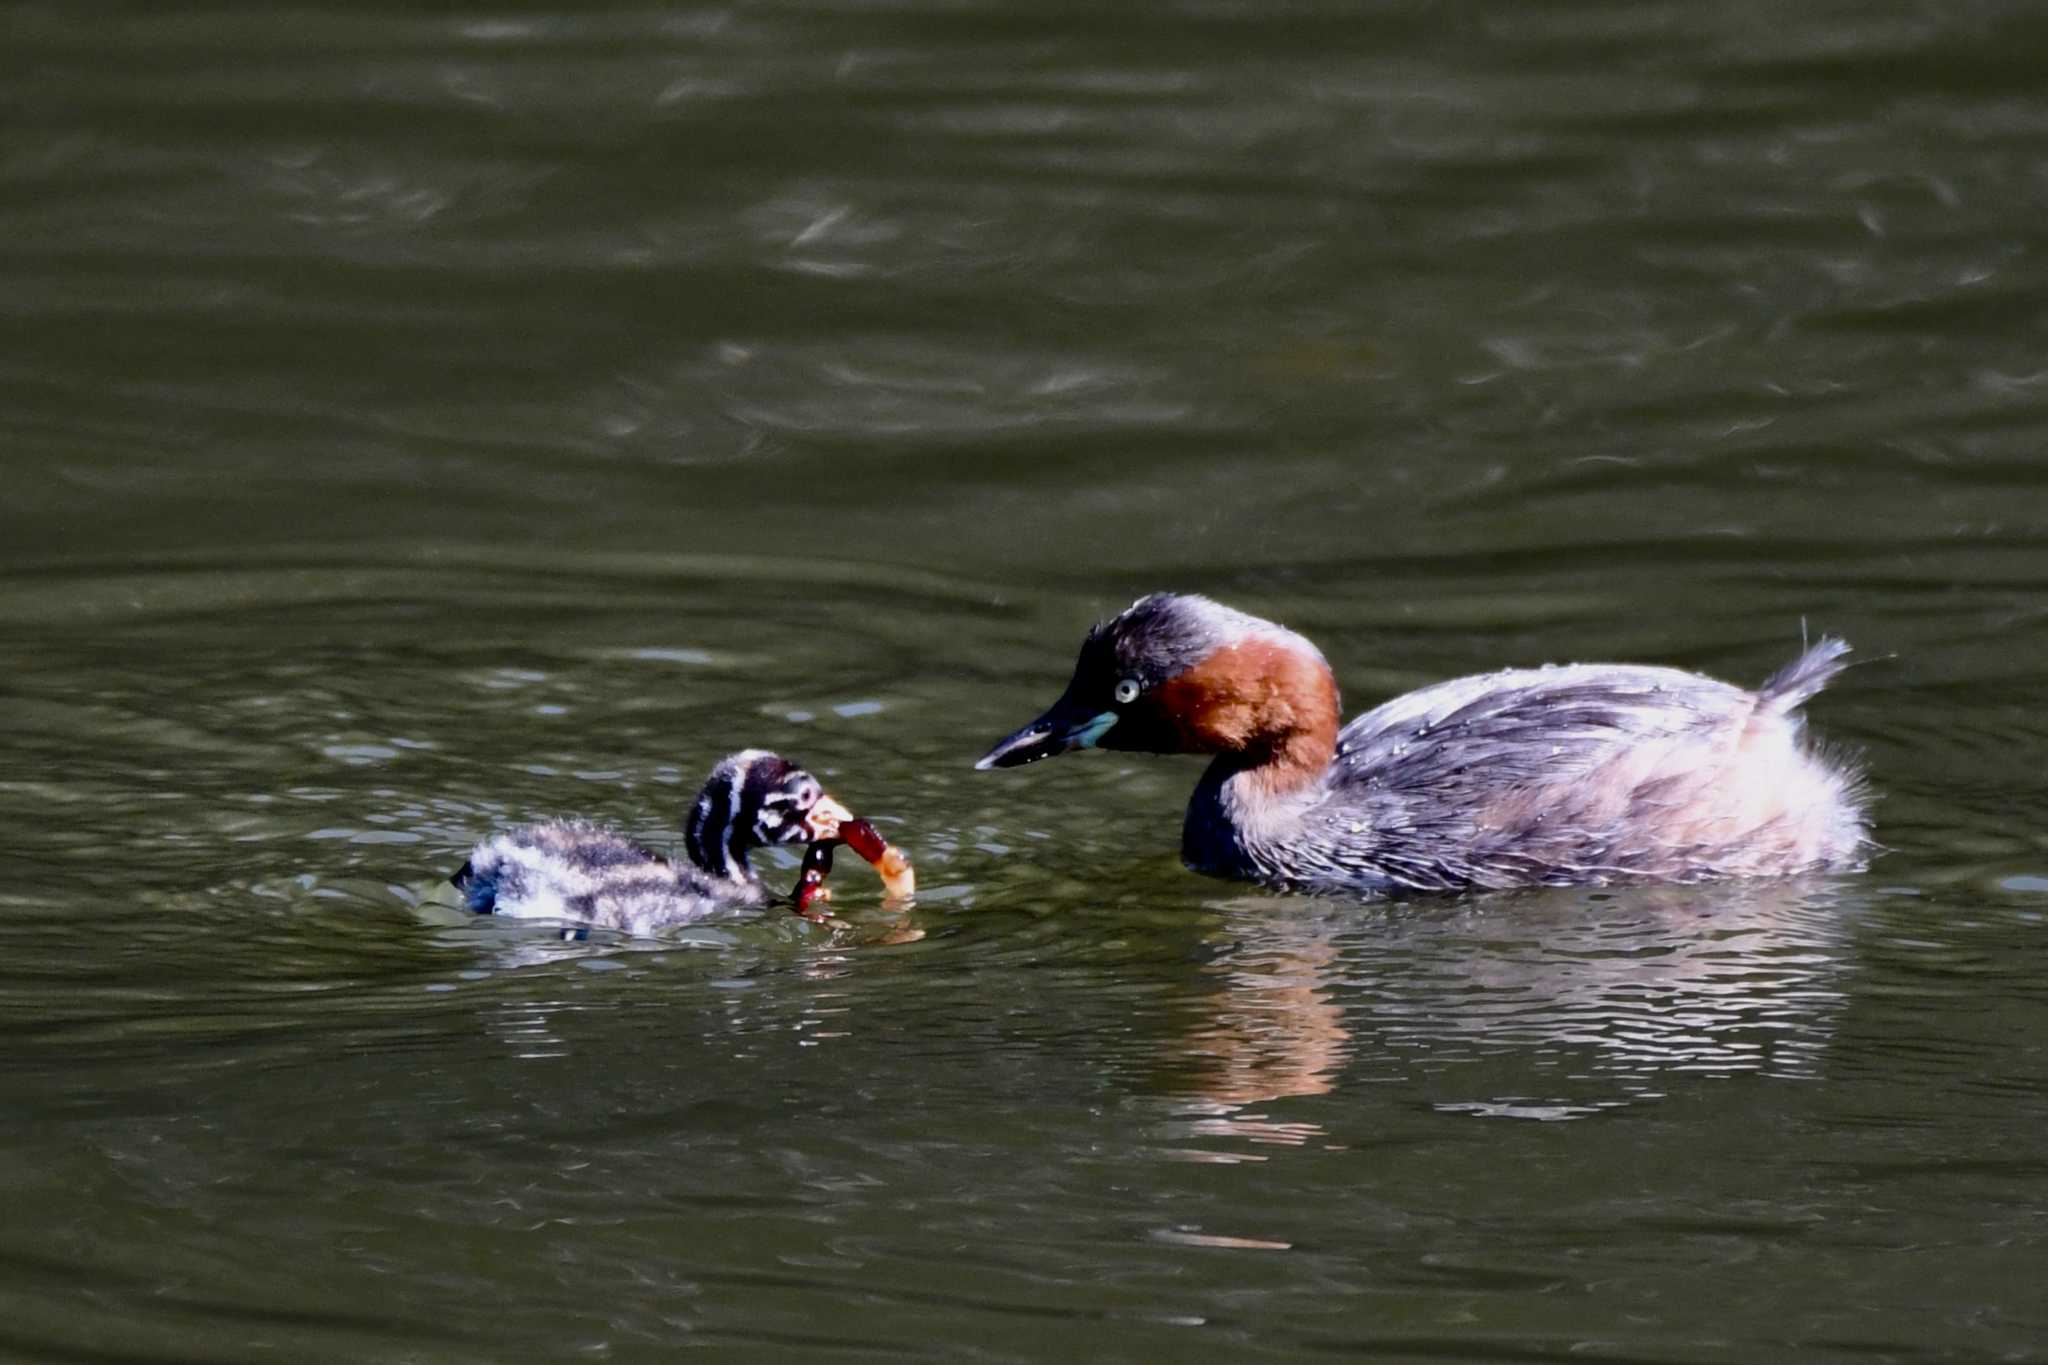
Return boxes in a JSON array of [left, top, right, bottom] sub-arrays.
[[804, 793, 855, 841], [974, 695, 1117, 771]]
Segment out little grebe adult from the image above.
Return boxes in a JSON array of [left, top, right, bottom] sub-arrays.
[[977, 594, 1868, 895]]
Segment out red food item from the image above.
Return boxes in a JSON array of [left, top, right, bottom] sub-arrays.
[[841, 818, 915, 899], [793, 842, 835, 919], [840, 818, 888, 864], [790, 818, 915, 916]]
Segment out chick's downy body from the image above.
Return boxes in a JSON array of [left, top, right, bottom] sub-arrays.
[[452, 750, 850, 935]]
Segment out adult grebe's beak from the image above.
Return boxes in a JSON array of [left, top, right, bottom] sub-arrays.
[[975, 694, 1118, 770], [804, 793, 855, 841]]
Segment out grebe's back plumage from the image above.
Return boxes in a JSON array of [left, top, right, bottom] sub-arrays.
[[452, 750, 851, 935], [978, 594, 1869, 896]]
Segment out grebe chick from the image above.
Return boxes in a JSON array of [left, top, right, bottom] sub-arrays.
[[451, 750, 853, 935], [976, 594, 1869, 895]]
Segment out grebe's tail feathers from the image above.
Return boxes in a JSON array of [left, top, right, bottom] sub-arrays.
[[1757, 637, 1853, 714]]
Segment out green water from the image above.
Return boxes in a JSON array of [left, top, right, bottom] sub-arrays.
[[5, 2, 2046, 1361]]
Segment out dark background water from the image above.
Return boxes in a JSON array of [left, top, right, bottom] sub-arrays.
[[5, 2, 2047, 1361]]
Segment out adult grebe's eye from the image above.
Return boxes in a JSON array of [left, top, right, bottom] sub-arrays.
[[1113, 678, 1141, 705]]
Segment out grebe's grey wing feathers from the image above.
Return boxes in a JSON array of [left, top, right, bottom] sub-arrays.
[[1310, 655, 1866, 890], [1332, 664, 1745, 797]]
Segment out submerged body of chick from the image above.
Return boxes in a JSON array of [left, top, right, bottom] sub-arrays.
[[455, 820, 770, 936], [981, 595, 1869, 897]]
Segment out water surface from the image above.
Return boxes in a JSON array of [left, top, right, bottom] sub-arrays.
[[5, 2, 2047, 1361]]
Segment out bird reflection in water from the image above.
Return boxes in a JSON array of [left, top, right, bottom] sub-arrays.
[[1159, 877, 1857, 1150], [1161, 898, 1354, 1156]]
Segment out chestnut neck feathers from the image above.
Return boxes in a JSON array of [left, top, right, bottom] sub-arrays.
[[1155, 629, 1341, 796]]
